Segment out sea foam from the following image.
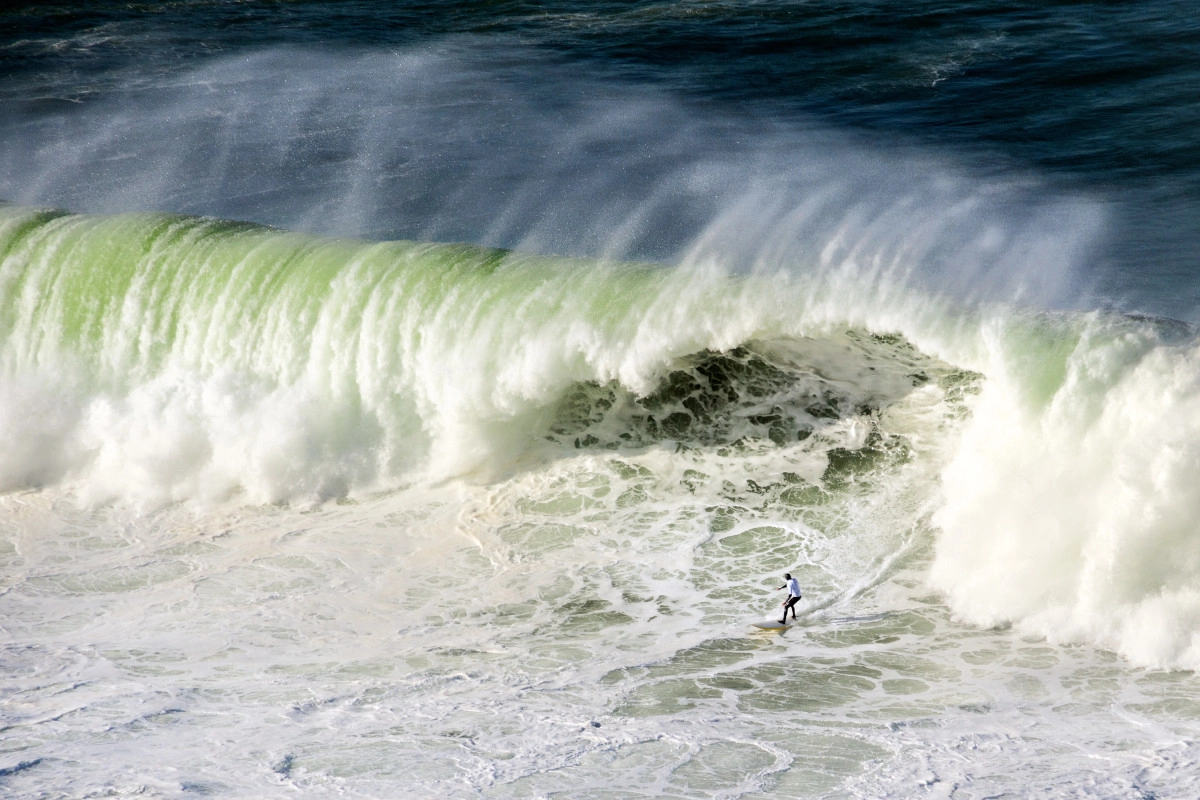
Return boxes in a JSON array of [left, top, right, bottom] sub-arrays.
[[932, 312, 1200, 668]]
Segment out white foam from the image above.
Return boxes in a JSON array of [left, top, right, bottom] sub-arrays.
[[932, 313, 1200, 669]]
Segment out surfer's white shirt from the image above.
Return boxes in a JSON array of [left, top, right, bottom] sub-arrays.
[[786, 577, 801, 598]]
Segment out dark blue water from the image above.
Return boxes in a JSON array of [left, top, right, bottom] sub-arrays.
[[2, 0, 1198, 316]]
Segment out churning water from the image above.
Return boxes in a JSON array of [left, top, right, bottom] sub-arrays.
[[4, 3, 1200, 797]]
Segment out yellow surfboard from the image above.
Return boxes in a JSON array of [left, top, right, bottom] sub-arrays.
[[751, 620, 790, 631]]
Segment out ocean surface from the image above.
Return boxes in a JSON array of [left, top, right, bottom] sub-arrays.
[[3, 2, 1200, 797]]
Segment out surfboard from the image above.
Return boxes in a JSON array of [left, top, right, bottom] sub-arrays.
[[751, 620, 790, 630]]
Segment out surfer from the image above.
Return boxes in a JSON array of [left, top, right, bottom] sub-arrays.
[[777, 573, 802, 624]]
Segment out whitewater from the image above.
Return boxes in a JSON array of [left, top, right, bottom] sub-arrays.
[[4, 16, 1200, 799]]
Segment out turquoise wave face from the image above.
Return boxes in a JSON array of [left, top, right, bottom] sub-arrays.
[[0, 203, 975, 500]]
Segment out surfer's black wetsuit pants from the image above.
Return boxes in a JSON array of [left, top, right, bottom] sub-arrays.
[[782, 595, 800, 622]]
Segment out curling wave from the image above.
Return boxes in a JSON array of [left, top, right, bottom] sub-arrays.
[[3, 201, 1200, 669]]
